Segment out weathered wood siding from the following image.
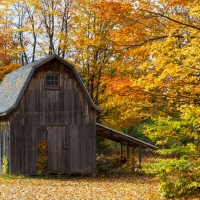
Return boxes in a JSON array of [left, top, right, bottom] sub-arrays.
[[48, 126, 66, 171], [0, 117, 10, 173], [8, 58, 97, 175]]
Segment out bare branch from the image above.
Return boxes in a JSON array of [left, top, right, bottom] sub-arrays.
[[140, 9, 200, 31]]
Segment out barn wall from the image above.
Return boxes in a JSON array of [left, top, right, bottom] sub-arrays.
[[9, 59, 97, 175], [0, 116, 10, 173]]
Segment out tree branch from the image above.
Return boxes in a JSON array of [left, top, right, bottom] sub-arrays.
[[140, 9, 200, 31]]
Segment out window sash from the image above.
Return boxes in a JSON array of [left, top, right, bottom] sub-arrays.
[[45, 74, 60, 87]]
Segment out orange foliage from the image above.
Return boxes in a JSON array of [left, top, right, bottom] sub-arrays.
[[92, 0, 200, 128], [0, 28, 20, 82]]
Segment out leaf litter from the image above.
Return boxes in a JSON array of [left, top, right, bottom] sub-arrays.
[[0, 176, 199, 199]]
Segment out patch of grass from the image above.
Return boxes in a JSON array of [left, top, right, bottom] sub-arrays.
[[0, 174, 28, 180]]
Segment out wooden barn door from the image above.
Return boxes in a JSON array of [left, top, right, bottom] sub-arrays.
[[47, 126, 67, 173]]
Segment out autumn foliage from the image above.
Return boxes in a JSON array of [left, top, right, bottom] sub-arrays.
[[0, 30, 20, 82], [0, 0, 200, 198], [36, 139, 48, 174]]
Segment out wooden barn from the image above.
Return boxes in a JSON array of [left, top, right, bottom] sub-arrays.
[[0, 55, 157, 175]]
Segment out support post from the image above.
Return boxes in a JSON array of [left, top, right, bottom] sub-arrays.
[[126, 143, 129, 162], [138, 145, 142, 168], [120, 143, 123, 156], [132, 147, 135, 168]]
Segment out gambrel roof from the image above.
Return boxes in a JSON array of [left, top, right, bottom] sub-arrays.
[[0, 54, 101, 116]]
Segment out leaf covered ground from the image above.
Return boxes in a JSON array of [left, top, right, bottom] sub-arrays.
[[0, 175, 159, 199], [0, 175, 199, 200]]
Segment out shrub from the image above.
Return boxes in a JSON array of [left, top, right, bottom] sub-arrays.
[[96, 154, 133, 176], [142, 107, 200, 198], [142, 157, 200, 198], [36, 139, 48, 175], [2, 156, 8, 175]]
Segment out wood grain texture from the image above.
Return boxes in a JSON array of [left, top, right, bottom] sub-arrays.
[[0, 117, 10, 173], [48, 126, 66, 171]]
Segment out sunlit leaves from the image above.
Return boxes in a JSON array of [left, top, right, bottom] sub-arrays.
[[91, 0, 200, 128], [0, 27, 20, 82], [0, 0, 200, 131], [59, 0, 127, 106], [142, 106, 200, 197], [143, 157, 200, 198]]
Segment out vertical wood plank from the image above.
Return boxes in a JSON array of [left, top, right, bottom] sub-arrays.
[[15, 124, 21, 174], [69, 124, 77, 173], [28, 126, 37, 175], [9, 124, 15, 173], [0, 126, 2, 172], [92, 123, 96, 173], [48, 126, 66, 171], [2, 123, 10, 173], [24, 126, 29, 174], [65, 125, 70, 174], [20, 125, 25, 174]]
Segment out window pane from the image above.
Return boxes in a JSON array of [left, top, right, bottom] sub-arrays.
[[46, 81, 51, 85], [45, 74, 60, 87]]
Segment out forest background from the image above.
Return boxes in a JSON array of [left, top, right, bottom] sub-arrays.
[[0, 0, 200, 198]]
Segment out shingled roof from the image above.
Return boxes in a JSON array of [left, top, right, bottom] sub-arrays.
[[0, 54, 101, 116]]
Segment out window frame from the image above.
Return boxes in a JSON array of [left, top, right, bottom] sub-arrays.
[[44, 73, 60, 88]]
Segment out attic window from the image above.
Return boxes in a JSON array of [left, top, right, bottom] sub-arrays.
[[45, 74, 60, 87]]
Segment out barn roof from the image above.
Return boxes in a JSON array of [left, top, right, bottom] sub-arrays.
[[96, 123, 158, 149], [0, 54, 101, 116]]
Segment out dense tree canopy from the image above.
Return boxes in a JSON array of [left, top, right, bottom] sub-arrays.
[[0, 0, 200, 197], [0, 0, 199, 126], [0, 0, 199, 128], [0, 19, 20, 82], [96, 0, 200, 128]]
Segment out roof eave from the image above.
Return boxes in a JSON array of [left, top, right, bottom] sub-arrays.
[[0, 112, 7, 116], [96, 123, 158, 150]]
